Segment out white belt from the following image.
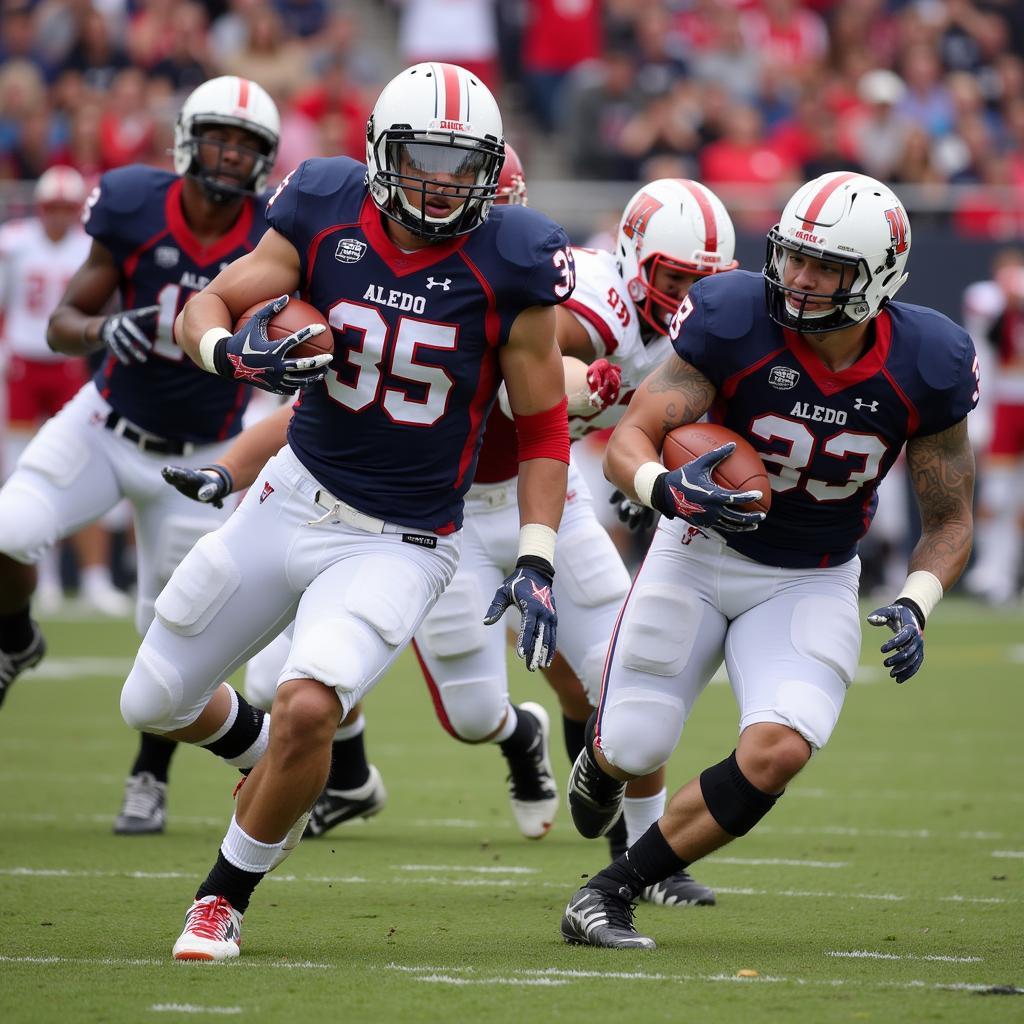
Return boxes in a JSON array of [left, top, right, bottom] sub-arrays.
[[308, 488, 390, 533], [466, 479, 517, 511]]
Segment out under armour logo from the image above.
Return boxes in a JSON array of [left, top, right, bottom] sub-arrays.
[[426, 277, 451, 291], [853, 398, 879, 412]]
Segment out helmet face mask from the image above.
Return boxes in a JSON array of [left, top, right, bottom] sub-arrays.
[[173, 77, 280, 204], [764, 171, 910, 335], [366, 63, 505, 241], [616, 179, 738, 337]]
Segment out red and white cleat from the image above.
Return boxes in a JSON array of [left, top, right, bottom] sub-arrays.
[[172, 895, 243, 961]]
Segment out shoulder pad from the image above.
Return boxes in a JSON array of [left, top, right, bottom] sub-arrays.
[[94, 165, 174, 217], [291, 157, 366, 199], [695, 270, 761, 340], [892, 303, 975, 392], [492, 205, 568, 270]]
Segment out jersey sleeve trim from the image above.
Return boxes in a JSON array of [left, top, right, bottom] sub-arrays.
[[562, 297, 619, 356], [719, 345, 786, 399], [881, 365, 921, 435], [458, 249, 502, 347], [305, 220, 361, 295]]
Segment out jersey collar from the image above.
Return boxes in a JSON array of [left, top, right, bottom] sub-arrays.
[[782, 310, 892, 396], [358, 195, 468, 278], [165, 179, 254, 267]]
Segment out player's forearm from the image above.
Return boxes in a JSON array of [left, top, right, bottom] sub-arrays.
[[517, 457, 567, 532], [217, 404, 293, 492], [907, 519, 973, 593], [176, 291, 233, 369], [604, 421, 663, 500], [46, 306, 104, 357]]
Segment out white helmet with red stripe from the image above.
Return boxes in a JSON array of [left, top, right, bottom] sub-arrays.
[[765, 171, 911, 333], [495, 142, 527, 206], [366, 62, 505, 239], [616, 178, 738, 334], [35, 165, 87, 208], [173, 76, 280, 201]]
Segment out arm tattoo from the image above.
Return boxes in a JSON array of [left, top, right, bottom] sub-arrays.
[[647, 356, 716, 434], [905, 418, 975, 587]]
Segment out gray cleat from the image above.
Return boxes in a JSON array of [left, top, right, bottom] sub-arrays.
[[560, 886, 656, 949]]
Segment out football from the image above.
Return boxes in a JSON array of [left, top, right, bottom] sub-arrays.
[[234, 298, 333, 360], [661, 422, 772, 513]]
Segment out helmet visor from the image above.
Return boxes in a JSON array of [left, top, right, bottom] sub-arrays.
[[393, 141, 490, 180]]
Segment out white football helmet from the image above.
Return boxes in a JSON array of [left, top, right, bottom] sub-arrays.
[[616, 178, 738, 335], [173, 76, 280, 201], [765, 171, 911, 333], [366, 62, 505, 239], [35, 165, 86, 207], [495, 142, 527, 206]]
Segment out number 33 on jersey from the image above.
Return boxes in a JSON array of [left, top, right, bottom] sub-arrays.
[[266, 156, 574, 534]]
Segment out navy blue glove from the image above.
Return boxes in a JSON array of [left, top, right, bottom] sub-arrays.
[[652, 443, 765, 533], [161, 464, 233, 509], [866, 600, 925, 684], [483, 557, 557, 672], [100, 305, 160, 364], [212, 295, 333, 396], [610, 489, 656, 532]]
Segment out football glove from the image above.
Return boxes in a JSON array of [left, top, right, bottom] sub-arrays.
[[609, 488, 655, 532], [212, 295, 333, 396], [483, 556, 557, 672], [652, 443, 765, 533], [586, 358, 622, 410], [161, 464, 233, 509], [866, 600, 925, 684], [100, 306, 160, 365]]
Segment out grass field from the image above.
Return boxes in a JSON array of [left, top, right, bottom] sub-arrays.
[[0, 598, 1021, 1023]]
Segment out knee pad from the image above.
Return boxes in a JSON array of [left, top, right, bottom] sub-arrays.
[[154, 532, 241, 638], [555, 523, 630, 609], [598, 687, 685, 777], [0, 476, 60, 564], [18, 418, 90, 489], [342, 558, 427, 647], [417, 574, 487, 658], [617, 583, 701, 677], [437, 678, 506, 742], [120, 644, 187, 733], [700, 751, 778, 837]]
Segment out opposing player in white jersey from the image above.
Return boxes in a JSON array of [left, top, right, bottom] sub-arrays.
[[409, 177, 737, 908], [0, 167, 129, 616], [560, 172, 978, 949]]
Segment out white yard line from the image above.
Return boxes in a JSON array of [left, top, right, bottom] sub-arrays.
[[397, 864, 539, 874], [23, 657, 134, 679], [150, 1005, 243, 1016], [0, 955, 330, 970], [826, 950, 983, 963], [992, 850, 1024, 858], [708, 857, 848, 868]]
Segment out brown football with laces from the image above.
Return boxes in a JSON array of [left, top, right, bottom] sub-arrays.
[[234, 299, 333, 359]]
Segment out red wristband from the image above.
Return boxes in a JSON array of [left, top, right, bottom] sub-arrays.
[[514, 395, 570, 464]]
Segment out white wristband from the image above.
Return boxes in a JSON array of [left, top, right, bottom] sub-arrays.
[[633, 461, 667, 509], [518, 523, 557, 566], [897, 570, 943, 622], [198, 327, 232, 374]]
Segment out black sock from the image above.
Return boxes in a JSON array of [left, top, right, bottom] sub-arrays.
[[499, 705, 539, 757], [195, 851, 264, 913], [327, 730, 370, 791], [130, 733, 177, 784], [201, 689, 265, 761], [563, 714, 586, 765], [588, 822, 687, 902], [0, 606, 34, 652], [607, 813, 628, 860]]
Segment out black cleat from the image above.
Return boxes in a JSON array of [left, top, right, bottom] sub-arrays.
[[114, 771, 167, 835], [0, 624, 46, 710], [502, 702, 558, 839], [304, 764, 387, 838], [641, 870, 716, 907], [567, 747, 625, 839], [560, 886, 656, 949]]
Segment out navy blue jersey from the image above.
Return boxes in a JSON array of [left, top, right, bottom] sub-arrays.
[[84, 165, 268, 443], [671, 271, 979, 568], [267, 157, 573, 533]]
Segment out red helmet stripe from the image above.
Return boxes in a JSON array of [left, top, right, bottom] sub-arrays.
[[237, 78, 250, 109], [675, 179, 717, 254], [801, 172, 860, 230], [441, 63, 462, 121]]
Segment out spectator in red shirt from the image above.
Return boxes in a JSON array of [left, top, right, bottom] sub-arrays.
[[98, 68, 155, 170]]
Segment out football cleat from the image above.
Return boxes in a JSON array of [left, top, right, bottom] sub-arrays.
[[172, 895, 242, 961], [502, 702, 558, 839], [567, 747, 625, 839], [114, 771, 167, 835], [560, 886, 656, 949], [0, 623, 46, 710], [641, 870, 716, 907], [303, 764, 388, 838]]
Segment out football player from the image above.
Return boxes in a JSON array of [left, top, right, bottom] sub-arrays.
[[118, 63, 573, 961], [559, 172, 979, 949], [0, 77, 290, 836]]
